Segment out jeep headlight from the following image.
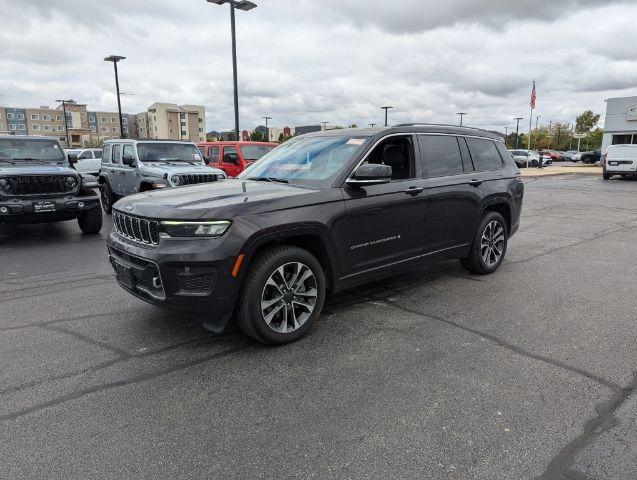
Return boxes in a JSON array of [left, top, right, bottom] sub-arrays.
[[171, 175, 182, 186], [161, 220, 231, 237], [65, 176, 77, 188], [0, 178, 9, 191]]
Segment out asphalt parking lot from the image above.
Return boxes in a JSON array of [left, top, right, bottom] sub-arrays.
[[1, 174, 635, 480]]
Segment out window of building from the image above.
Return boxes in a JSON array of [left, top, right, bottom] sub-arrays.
[[418, 135, 464, 177], [44, 125, 52, 131], [17, 113, 25, 120], [612, 134, 633, 145], [0, 113, 2, 119], [111, 117, 116, 123], [101, 127, 109, 133], [31, 114, 39, 120], [99, 117, 106, 123], [466, 137, 503, 171], [43, 114, 51, 121], [56, 114, 63, 121], [89, 117, 96, 123], [199, 118, 202, 123], [123, 127, 129, 133], [6, 113, 14, 120], [32, 124, 40, 131], [9, 124, 16, 131], [18, 124, 26, 131], [154, 126, 157, 131], [57, 125, 65, 131], [122, 117, 128, 124], [112, 127, 118, 133], [90, 126, 97, 133], [199, 128, 203, 133]]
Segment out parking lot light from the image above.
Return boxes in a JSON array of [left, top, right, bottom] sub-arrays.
[[103, 55, 126, 139], [206, 0, 258, 141], [381, 106, 394, 127]]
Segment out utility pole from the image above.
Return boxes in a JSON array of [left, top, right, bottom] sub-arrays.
[[381, 106, 394, 127], [321, 121, 329, 131], [262, 116, 271, 141], [457, 112, 467, 126], [504, 126, 509, 148], [103, 55, 126, 139], [55, 99, 74, 147], [514, 117, 523, 149]]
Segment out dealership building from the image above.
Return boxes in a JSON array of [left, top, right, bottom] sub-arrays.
[[602, 95, 637, 152]]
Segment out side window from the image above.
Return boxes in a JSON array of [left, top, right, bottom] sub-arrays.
[[94, 149, 103, 159], [123, 145, 135, 160], [209, 147, 220, 164], [418, 135, 464, 177], [102, 145, 111, 164], [466, 138, 503, 171], [112, 144, 122, 165], [78, 150, 93, 160], [362, 135, 415, 180], [494, 142, 514, 163], [223, 146, 238, 164]]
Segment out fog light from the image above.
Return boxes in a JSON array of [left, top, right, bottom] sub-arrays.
[[78, 202, 84, 208], [0, 206, 8, 214]]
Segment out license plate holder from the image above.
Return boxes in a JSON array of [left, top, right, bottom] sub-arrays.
[[113, 260, 134, 289], [33, 201, 56, 213]]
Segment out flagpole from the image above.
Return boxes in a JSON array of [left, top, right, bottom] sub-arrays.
[[528, 106, 533, 151]]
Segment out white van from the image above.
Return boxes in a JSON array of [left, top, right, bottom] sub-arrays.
[[603, 144, 637, 180]]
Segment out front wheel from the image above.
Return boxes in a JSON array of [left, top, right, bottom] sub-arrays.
[[77, 207, 103, 234], [461, 211, 508, 275], [603, 172, 610, 180], [237, 245, 326, 345]]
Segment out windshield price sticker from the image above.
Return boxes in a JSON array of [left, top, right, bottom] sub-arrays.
[[347, 138, 365, 146], [193, 154, 202, 161]]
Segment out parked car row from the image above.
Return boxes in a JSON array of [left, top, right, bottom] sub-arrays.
[[508, 149, 552, 168]]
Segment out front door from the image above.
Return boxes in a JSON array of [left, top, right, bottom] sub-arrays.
[[342, 135, 429, 276], [121, 144, 139, 194], [222, 145, 240, 177]]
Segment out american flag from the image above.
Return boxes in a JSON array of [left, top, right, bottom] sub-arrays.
[[530, 80, 536, 109]]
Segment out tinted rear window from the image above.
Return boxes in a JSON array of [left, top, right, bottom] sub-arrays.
[[467, 138, 503, 171], [418, 135, 463, 177], [494, 142, 514, 163]]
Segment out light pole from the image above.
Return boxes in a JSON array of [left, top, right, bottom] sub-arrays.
[[321, 121, 329, 131], [206, 0, 257, 141], [457, 112, 467, 126], [369, 123, 376, 128], [262, 116, 271, 141], [504, 126, 510, 148], [534, 114, 541, 149], [55, 99, 74, 147], [514, 117, 523, 149], [381, 106, 394, 126], [103, 55, 126, 139]]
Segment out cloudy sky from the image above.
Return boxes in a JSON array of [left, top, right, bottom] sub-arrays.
[[1, 0, 636, 133]]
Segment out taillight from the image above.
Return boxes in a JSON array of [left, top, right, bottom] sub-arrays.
[[602, 153, 607, 166]]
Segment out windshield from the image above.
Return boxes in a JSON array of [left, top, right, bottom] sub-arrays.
[[240, 144, 276, 161], [137, 143, 203, 163], [237, 136, 367, 187], [0, 139, 65, 163]]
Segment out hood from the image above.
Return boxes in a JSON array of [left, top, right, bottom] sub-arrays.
[[113, 179, 322, 220], [0, 164, 77, 176], [139, 162, 224, 178]]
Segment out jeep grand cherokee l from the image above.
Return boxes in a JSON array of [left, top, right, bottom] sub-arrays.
[[107, 125, 524, 345]]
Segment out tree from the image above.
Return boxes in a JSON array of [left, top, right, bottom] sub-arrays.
[[349, 124, 358, 128], [278, 133, 293, 143], [575, 110, 601, 133], [249, 131, 266, 142], [86, 137, 104, 148]]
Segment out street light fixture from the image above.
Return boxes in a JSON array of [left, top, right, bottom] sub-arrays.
[[381, 106, 394, 127], [457, 112, 467, 126], [103, 55, 126, 139], [514, 117, 523, 149], [369, 123, 376, 128], [262, 116, 271, 141], [55, 99, 74, 147], [206, 0, 257, 141], [321, 121, 329, 131]]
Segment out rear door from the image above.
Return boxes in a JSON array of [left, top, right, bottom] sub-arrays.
[[222, 145, 240, 177], [418, 134, 482, 252], [110, 144, 127, 196], [606, 145, 637, 172], [207, 146, 221, 168]]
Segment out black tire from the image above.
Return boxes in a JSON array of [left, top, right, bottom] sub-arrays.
[[603, 172, 610, 180], [77, 206, 103, 234], [461, 211, 508, 275], [236, 245, 326, 345], [531, 159, 538, 167], [100, 182, 115, 214]]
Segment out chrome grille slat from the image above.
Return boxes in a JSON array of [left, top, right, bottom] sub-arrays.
[[176, 174, 218, 186], [113, 211, 159, 245]]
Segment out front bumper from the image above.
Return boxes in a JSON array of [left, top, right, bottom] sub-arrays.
[[0, 194, 100, 224], [106, 231, 241, 332]]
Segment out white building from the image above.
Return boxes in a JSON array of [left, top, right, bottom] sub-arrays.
[[602, 95, 637, 152]]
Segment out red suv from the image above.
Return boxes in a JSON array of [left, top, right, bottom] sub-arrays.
[[198, 141, 278, 177]]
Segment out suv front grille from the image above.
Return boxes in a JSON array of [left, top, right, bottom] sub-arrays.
[[2, 175, 76, 196], [113, 211, 160, 245], [176, 174, 219, 186]]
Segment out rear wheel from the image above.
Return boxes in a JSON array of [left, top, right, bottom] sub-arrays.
[[237, 245, 326, 345], [531, 159, 538, 167], [603, 172, 610, 180], [100, 182, 115, 214], [461, 211, 508, 275], [77, 206, 103, 234]]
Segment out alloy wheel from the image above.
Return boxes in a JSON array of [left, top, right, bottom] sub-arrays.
[[480, 220, 505, 267], [260, 262, 318, 334]]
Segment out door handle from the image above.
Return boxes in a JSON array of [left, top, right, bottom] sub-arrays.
[[119, 171, 126, 175], [468, 179, 482, 187], [404, 186, 424, 196]]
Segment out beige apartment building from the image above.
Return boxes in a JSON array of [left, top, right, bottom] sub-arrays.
[[143, 103, 205, 142]]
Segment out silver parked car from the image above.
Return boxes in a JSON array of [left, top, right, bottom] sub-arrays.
[[508, 149, 546, 168]]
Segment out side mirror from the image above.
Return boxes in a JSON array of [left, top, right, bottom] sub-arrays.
[[68, 153, 78, 166], [346, 163, 392, 187], [224, 153, 239, 165], [203, 155, 210, 165], [122, 154, 136, 167]]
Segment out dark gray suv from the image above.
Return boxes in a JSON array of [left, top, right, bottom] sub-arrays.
[[98, 139, 225, 214]]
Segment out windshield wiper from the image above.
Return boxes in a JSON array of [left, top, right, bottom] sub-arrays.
[[245, 177, 289, 183]]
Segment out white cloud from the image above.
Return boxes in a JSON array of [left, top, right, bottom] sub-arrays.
[[0, 0, 635, 133]]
